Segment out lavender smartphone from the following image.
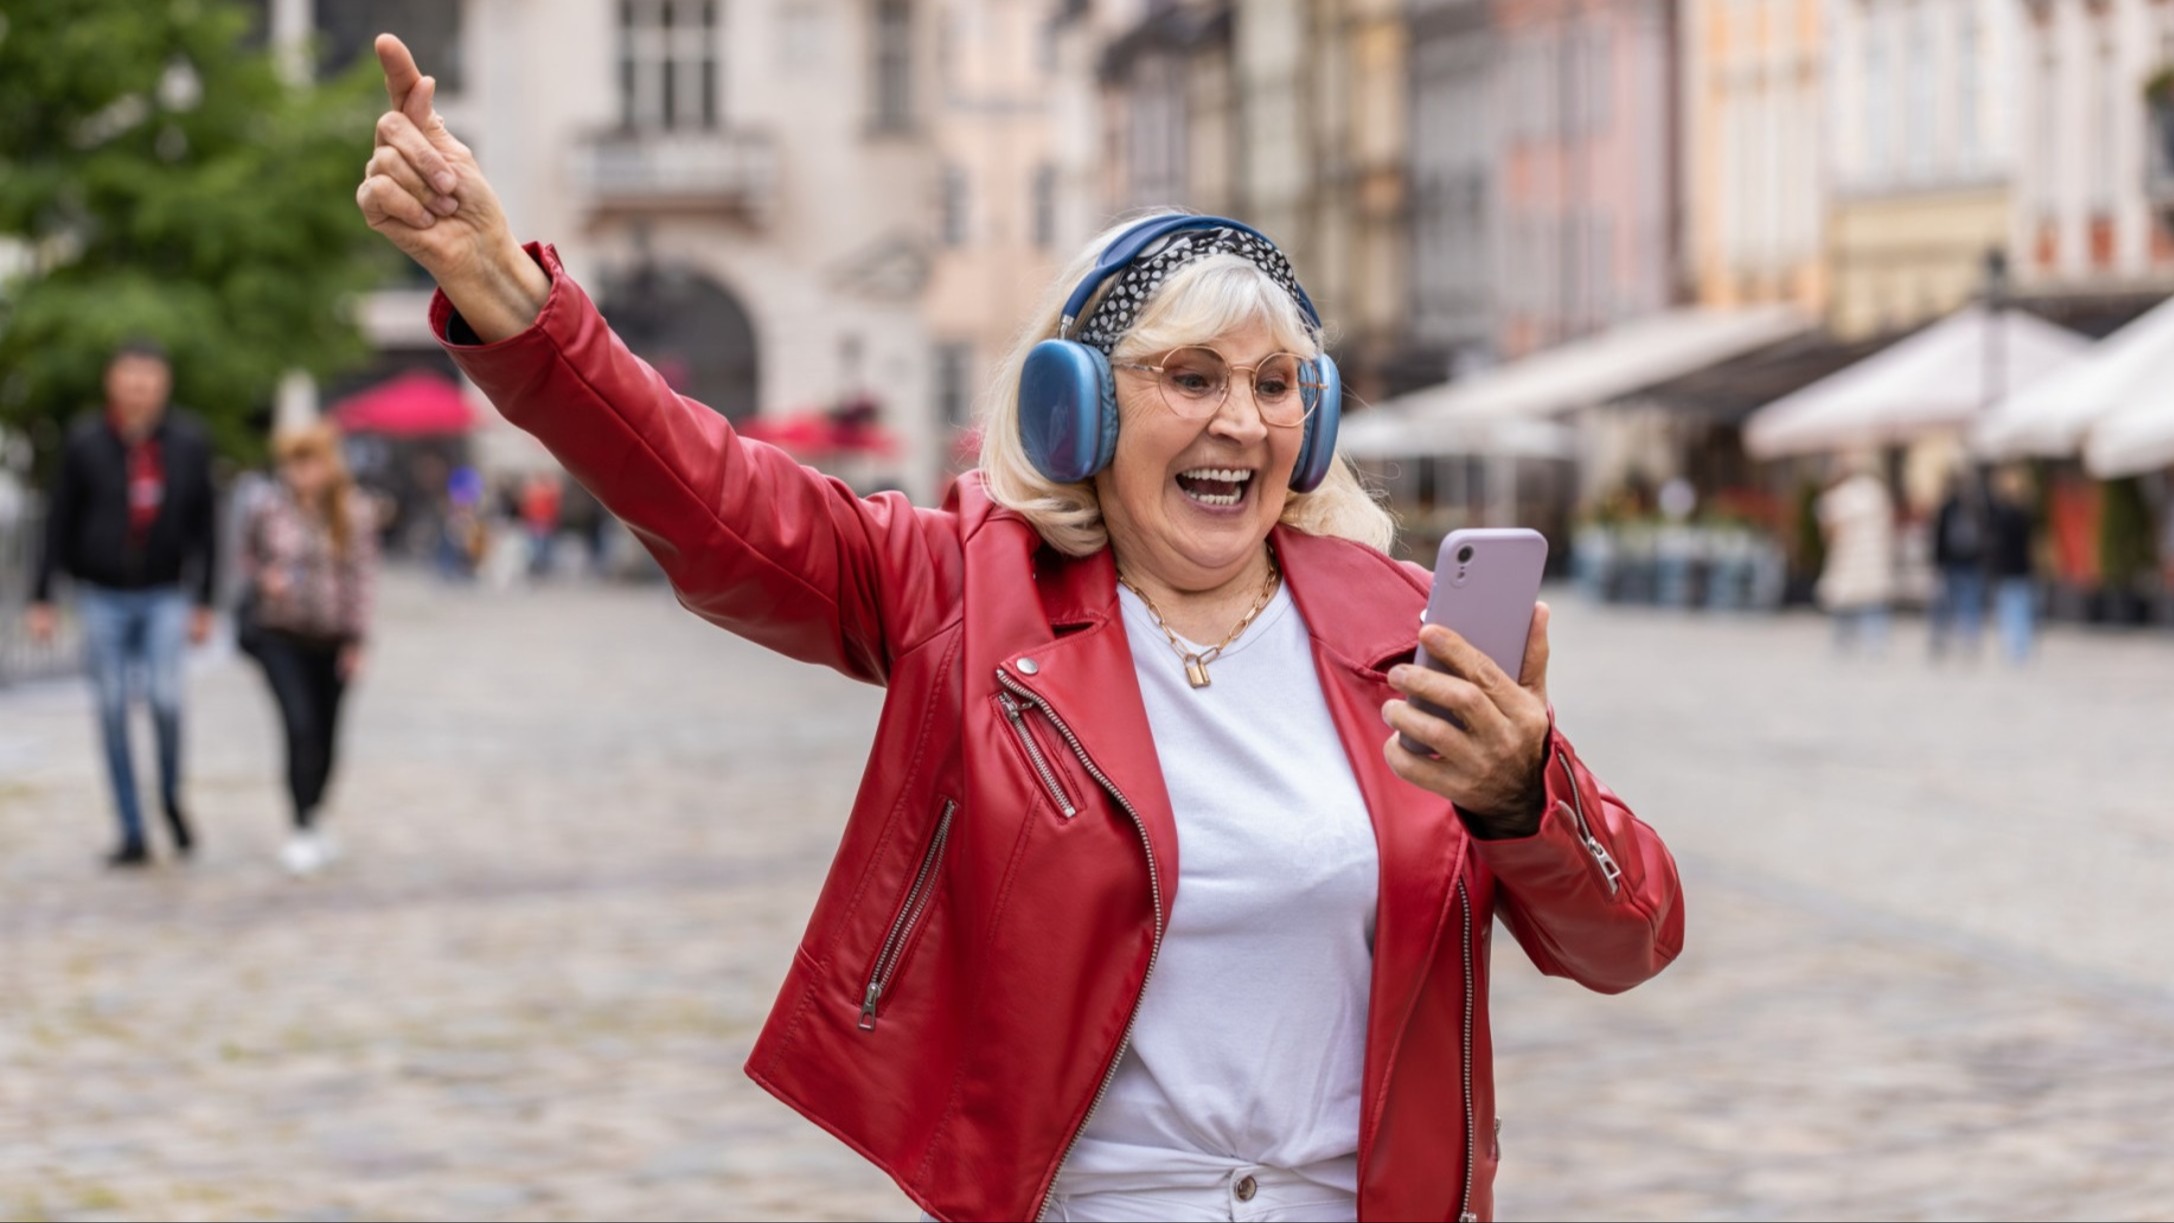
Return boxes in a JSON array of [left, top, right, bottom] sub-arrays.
[[1398, 528, 1549, 755]]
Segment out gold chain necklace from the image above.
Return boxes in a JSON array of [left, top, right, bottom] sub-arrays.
[[1117, 550, 1281, 690]]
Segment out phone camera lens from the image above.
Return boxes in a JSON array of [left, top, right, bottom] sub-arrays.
[[1455, 545, 1475, 564]]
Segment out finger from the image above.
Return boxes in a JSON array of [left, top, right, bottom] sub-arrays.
[[1418, 623, 1515, 694], [369, 145, 457, 215], [358, 174, 437, 230], [375, 110, 458, 195], [1387, 663, 1502, 734], [1382, 733, 1474, 798], [1519, 601, 1551, 698], [376, 33, 423, 111], [405, 73, 437, 128], [1381, 697, 1487, 763]]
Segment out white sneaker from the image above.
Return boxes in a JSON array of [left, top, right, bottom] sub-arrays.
[[280, 832, 327, 877]]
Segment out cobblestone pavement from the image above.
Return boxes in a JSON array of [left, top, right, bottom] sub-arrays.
[[4, 573, 2171, 1221]]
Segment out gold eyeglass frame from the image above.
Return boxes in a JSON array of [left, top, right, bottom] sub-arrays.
[[1111, 346, 1324, 429]]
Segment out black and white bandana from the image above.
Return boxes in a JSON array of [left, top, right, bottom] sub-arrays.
[[1072, 226, 1312, 354]]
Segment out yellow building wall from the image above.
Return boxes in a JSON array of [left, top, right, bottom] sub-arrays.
[[1829, 187, 2010, 340]]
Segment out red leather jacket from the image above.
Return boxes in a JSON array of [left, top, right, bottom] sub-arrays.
[[436, 245, 1684, 1222]]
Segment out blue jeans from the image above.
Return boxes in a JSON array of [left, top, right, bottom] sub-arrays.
[[1930, 565, 1987, 656], [76, 585, 189, 846], [1832, 604, 1891, 656], [1996, 577, 2036, 663]]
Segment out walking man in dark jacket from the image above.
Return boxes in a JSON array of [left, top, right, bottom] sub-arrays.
[[28, 339, 217, 866]]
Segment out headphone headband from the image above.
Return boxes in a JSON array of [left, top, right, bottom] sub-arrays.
[[1059, 215, 1322, 348]]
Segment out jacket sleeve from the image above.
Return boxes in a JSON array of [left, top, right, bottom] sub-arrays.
[[185, 428, 218, 608], [431, 243, 959, 684], [1474, 728, 1684, 995], [32, 431, 80, 603]]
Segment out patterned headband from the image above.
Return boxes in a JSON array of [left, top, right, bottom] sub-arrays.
[[1072, 226, 1313, 355]]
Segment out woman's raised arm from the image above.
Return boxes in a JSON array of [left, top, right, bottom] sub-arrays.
[[357, 35, 547, 342], [353, 36, 960, 684]]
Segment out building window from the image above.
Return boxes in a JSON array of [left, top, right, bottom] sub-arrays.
[[2035, 48, 2059, 214], [317, 0, 464, 90], [1032, 163, 1057, 249], [619, 0, 721, 131], [2091, 41, 2118, 209], [1956, 3, 1980, 169], [941, 164, 969, 247], [1905, 3, 1932, 176], [935, 342, 975, 430], [872, 0, 915, 132]]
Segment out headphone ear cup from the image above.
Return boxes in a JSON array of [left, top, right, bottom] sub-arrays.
[[1018, 340, 1121, 484], [1289, 354, 1342, 493]]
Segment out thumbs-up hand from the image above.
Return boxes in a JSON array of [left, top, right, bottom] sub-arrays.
[[357, 34, 546, 340]]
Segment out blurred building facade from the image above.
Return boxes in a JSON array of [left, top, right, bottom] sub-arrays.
[[1682, 0, 1824, 315], [298, 0, 951, 498], [1827, 0, 2019, 339], [2013, 0, 2174, 295], [923, 0, 1066, 467], [1493, 0, 1680, 358], [1409, 0, 1498, 382]]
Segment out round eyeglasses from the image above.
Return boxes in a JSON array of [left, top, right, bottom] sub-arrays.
[[1113, 346, 1324, 428]]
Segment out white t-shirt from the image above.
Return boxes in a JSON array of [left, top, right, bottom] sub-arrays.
[[1050, 582, 1380, 1205]]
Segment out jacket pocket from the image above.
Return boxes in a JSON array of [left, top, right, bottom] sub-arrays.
[[857, 798, 956, 1031], [995, 691, 1079, 818]]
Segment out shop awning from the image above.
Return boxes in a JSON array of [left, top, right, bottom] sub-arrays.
[[1744, 306, 2091, 459], [1975, 294, 2174, 459], [1336, 407, 1576, 461], [1344, 306, 1810, 460]]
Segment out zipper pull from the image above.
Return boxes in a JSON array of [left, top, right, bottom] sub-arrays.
[[1582, 833, 1623, 892], [858, 981, 882, 1031]]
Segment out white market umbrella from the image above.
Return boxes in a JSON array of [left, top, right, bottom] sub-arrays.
[[1745, 306, 2091, 458], [1976, 295, 2174, 459], [2084, 392, 2174, 477]]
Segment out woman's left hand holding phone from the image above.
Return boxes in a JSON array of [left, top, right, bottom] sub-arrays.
[[356, 34, 549, 343], [1381, 605, 1554, 836]]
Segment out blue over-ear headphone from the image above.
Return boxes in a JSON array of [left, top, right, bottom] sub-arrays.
[[1016, 214, 1342, 492]]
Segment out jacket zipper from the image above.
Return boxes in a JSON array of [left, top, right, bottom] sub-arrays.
[[997, 691, 1078, 817], [857, 799, 957, 1031], [1456, 876, 1478, 1223], [996, 669, 1165, 1223], [1555, 749, 1622, 895]]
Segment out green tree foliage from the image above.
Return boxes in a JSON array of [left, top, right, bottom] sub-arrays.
[[0, 0, 391, 459]]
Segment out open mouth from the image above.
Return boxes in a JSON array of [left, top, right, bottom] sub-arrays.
[[1175, 467, 1256, 508]]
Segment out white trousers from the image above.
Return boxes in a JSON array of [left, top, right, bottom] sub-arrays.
[[926, 1165, 1358, 1223]]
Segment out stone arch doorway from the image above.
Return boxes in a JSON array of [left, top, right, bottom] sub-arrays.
[[599, 263, 759, 423]]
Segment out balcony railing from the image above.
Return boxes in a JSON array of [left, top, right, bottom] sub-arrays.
[[568, 128, 778, 219]]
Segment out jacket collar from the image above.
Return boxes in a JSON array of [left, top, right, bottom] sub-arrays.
[[951, 473, 1425, 661]]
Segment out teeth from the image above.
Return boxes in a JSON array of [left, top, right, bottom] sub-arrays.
[[1179, 467, 1254, 482]]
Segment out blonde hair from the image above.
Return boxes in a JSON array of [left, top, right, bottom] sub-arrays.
[[979, 210, 1396, 557], [271, 421, 358, 558]]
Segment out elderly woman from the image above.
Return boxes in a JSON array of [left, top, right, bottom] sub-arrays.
[[359, 36, 1681, 1223]]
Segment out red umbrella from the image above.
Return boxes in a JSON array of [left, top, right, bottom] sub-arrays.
[[741, 410, 899, 459], [330, 371, 475, 437]]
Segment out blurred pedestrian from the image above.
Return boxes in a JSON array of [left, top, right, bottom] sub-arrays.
[[1928, 467, 1990, 660], [358, 35, 1683, 1220], [518, 471, 562, 576], [1987, 466, 2038, 664], [1817, 454, 1896, 656], [237, 423, 379, 876], [28, 338, 216, 868]]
